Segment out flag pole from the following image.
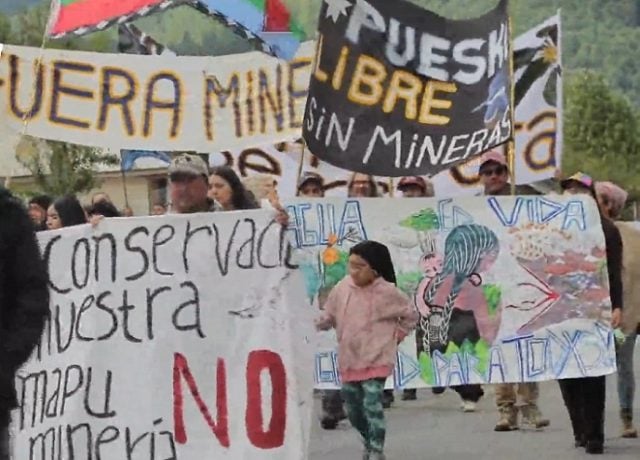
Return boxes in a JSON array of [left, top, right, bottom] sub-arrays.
[[119, 151, 130, 208], [295, 139, 306, 197], [508, 15, 517, 196], [556, 8, 563, 177]]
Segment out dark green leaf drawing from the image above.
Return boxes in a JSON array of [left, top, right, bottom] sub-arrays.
[[474, 339, 491, 375], [399, 208, 440, 232], [444, 341, 461, 358], [396, 271, 423, 297], [482, 284, 502, 317], [460, 339, 475, 356], [419, 351, 435, 386], [323, 251, 349, 288], [420, 338, 493, 386]]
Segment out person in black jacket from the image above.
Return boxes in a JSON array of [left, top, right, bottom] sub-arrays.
[[559, 172, 623, 454], [0, 187, 50, 459]]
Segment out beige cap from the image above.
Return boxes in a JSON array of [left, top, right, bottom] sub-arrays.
[[168, 154, 209, 178]]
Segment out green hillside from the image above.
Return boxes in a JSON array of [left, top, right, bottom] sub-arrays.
[[1, 1, 637, 107]]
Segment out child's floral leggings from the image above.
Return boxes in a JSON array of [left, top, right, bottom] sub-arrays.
[[341, 378, 386, 453]]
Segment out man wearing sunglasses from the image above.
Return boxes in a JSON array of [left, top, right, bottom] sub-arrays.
[[478, 151, 551, 432], [478, 150, 513, 196]]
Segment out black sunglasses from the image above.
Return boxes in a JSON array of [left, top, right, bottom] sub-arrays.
[[480, 166, 507, 177]]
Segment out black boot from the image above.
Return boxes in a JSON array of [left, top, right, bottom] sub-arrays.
[[320, 416, 338, 430], [401, 389, 417, 401], [585, 441, 603, 454], [382, 390, 394, 409]]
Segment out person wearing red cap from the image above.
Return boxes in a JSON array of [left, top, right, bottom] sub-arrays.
[[478, 151, 550, 431], [478, 150, 528, 196], [595, 181, 638, 439], [397, 176, 434, 198], [559, 173, 623, 453]]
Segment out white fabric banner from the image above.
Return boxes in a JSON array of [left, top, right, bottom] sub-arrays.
[[432, 14, 563, 197], [282, 195, 617, 389], [0, 42, 314, 153], [15, 212, 314, 459], [209, 142, 394, 197]]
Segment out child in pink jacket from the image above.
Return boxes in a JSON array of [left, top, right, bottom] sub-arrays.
[[315, 241, 418, 460]]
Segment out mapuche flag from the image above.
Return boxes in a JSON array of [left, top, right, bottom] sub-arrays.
[[189, 0, 303, 59], [47, 0, 176, 37], [48, 0, 302, 59]]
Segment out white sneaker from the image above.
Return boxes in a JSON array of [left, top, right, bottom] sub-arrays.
[[462, 400, 477, 413]]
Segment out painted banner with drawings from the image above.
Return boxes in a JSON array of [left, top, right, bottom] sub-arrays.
[[0, 41, 313, 153], [283, 196, 617, 389], [432, 14, 563, 197], [303, 0, 512, 177], [14, 211, 314, 459]]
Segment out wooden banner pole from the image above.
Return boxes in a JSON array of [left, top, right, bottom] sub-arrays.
[[508, 15, 517, 196], [295, 139, 306, 197]]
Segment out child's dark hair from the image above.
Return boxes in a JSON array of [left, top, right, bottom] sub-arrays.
[[350, 240, 397, 285], [88, 200, 121, 218]]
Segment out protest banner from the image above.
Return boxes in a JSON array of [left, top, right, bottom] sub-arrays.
[[432, 14, 563, 197], [303, 0, 512, 177], [14, 211, 314, 459], [283, 195, 617, 389], [0, 41, 314, 153]]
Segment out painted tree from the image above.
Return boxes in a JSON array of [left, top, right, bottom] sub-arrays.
[[399, 208, 440, 254]]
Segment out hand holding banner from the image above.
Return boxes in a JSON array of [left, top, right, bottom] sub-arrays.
[[17, 212, 314, 459]]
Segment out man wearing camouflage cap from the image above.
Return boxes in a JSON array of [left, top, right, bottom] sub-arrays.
[[168, 153, 221, 213]]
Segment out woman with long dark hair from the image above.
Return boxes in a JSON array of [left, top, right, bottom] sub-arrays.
[[88, 200, 121, 219], [348, 173, 380, 198], [46, 195, 87, 230], [208, 166, 259, 211]]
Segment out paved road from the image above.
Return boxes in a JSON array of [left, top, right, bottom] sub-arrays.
[[309, 349, 639, 460]]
